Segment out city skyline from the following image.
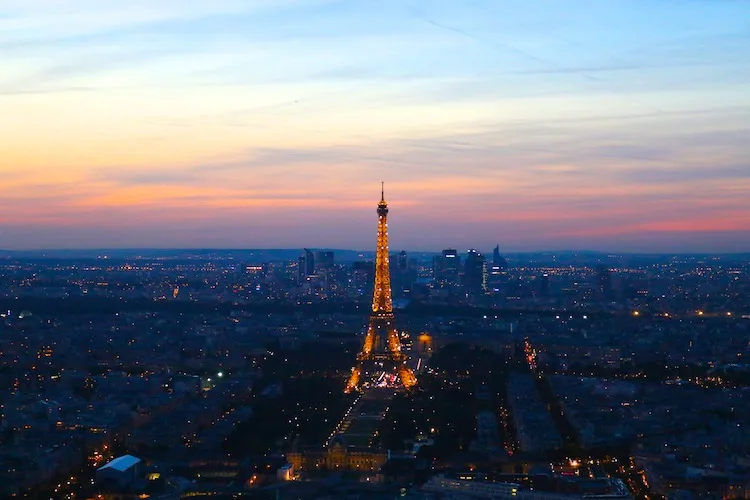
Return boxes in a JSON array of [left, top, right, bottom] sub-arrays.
[[2, 0, 749, 252]]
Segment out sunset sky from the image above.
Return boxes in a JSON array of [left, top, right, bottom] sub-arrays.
[[1, 0, 749, 252]]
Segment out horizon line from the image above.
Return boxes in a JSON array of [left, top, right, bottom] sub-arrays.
[[1, 247, 748, 257]]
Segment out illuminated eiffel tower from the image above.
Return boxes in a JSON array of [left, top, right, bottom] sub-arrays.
[[345, 184, 417, 393]]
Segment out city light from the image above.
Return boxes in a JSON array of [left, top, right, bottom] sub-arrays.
[[0, 184, 744, 499]]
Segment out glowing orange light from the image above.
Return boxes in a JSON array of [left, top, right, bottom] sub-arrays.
[[346, 186, 416, 392]]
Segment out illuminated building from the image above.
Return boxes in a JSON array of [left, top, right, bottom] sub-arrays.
[[416, 333, 434, 357], [277, 464, 294, 481], [434, 248, 460, 285], [96, 455, 143, 489], [489, 245, 508, 291], [287, 441, 388, 472], [464, 249, 488, 295], [422, 474, 632, 500], [346, 185, 416, 393]]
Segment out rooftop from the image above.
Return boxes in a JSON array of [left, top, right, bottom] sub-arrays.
[[97, 454, 141, 473]]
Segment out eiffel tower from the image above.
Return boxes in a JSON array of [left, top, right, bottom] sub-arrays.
[[345, 184, 417, 393]]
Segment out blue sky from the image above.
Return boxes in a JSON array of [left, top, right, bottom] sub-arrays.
[[1, 0, 749, 252]]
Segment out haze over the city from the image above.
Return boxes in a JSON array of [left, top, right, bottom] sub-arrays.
[[2, 0, 749, 252]]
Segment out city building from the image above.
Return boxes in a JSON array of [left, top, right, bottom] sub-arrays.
[[434, 249, 461, 286], [352, 261, 376, 292], [493, 245, 508, 271], [464, 249, 488, 296], [596, 265, 614, 300], [298, 248, 315, 285], [277, 463, 294, 481], [316, 251, 335, 273], [95, 455, 143, 489], [287, 442, 388, 473], [397, 251, 408, 271], [422, 474, 632, 500]]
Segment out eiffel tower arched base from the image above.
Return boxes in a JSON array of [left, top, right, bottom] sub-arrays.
[[345, 359, 416, 394]]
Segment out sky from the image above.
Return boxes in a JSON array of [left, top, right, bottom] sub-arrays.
[[1, 0, 749, 253]]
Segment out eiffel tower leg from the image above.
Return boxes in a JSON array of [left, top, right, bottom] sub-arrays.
[[346, 366, 361, 394], [397, 363, 417, 390]]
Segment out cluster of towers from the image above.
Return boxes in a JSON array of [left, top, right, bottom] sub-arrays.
[[297, 248, 335, 285], [432, 246, 508, 295]]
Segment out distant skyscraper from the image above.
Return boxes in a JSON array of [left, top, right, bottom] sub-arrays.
[[352, 261, 375, 291], [443, 249, 459, 263], [304, 249, 315, 275], [431, 255, 441, 281], [434, 248, 460, 285], [391, 250, 412, 299], [464, 249, 488, 295], [492, 245, 508, 270], [488, 245, 508, 291], [397, 250, 408, 271], [316, 251, 335, 272], [597, 265, 613, 300], [297, 248, 315, 284]]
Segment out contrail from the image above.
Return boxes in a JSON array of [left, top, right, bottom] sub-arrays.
[[410, 8, 602, 82], [410, 6, 666, 113]]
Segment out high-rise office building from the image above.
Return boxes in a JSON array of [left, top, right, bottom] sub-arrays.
[[434, 248, 461, 285], [316, 251, 335, 272], [464, 249, 488, 295], [391, 250, 413, 298], [597, 265, 613, 300], [489, 245, 508, 291], [397, 250, 408, 271], [492, 245, 508, 270], [297, 248, 315, 285], [352, 261, 375, 291]]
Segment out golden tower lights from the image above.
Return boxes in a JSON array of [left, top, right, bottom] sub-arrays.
[[346, 184, 417, 393]]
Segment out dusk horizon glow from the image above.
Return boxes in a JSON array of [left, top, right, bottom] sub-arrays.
[[2, 0, 749, 252]]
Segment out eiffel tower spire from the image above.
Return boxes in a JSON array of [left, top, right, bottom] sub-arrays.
[[346, 186, 416, 393]]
